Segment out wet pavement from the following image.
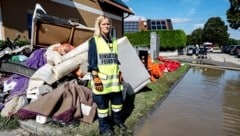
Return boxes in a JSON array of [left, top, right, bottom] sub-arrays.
[[134, 65, 240, 136]]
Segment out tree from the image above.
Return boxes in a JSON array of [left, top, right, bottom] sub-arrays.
[[203, 17, 229, 46], [226, 38, 240, 45], [191, 28, 203, 45], [186, 35, 193, 45], [227, 0, 240, 30]]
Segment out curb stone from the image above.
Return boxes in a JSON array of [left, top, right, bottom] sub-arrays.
[[19, 120, 64, 135]]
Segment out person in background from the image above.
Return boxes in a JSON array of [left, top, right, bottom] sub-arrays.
[[192, 45, 196, 59], [88, 15, 126, 136], [203, 45, 208, 58]]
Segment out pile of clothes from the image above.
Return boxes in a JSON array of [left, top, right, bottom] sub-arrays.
[[0, 41, 97, 125]]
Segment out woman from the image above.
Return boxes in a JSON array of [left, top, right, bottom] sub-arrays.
[[88, 15, 126, 135]]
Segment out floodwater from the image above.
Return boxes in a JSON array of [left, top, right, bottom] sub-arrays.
[[134, 67, 240, 136]]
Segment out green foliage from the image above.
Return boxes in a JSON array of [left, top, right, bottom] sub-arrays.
[[203, 17, 229, 45], [124, 30, 186, 50], [186, 35, 193, 45], [0, 40, 5, 47], [188, 16, 240, 46], [0, 116, 19, 130], [0, 39, 30, 47], [227, 0, 240, 30], [191, 28, 203, 45], [124, 31, 151, 47], [226, 38, 240, 45], [158, 30, 186, 49], [15, 40, 30, 47]]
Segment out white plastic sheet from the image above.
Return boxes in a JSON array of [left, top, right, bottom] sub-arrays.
[[118, 37, 150, 93]]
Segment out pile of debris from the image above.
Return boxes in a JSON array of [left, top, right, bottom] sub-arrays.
[[0, 3, 152, 130], [0, 3, 97, 127], [0, 37, 97, 124]]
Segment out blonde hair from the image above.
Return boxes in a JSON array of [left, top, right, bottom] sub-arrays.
[[94, 15, 112, 37]]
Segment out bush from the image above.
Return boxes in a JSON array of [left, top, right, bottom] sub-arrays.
[[124, 30, 187, 50], [15, 40, 30, 47], [124, 31, 151, 47], [0, 39, 30, 48]]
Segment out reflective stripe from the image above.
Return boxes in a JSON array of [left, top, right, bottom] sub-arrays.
[[90, 81, 121, 89], [97, 108, 109, 114], [112, 104, 122, 112], [98, 113, 108, 118], [111, 104, 123, 109], [98, 73, 118, 80], [112, 108, 121, 112], [99, 74, 119, 89], [103, 81, 120, 88], [97, 108, 109, 118]]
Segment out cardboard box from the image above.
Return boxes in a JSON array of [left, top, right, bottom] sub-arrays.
[[31, 4, 94, 48]]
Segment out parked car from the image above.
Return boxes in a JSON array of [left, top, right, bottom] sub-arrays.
[[186, 45, 198, 56], [222, 45, 230, 53], [205, 45, 213, 52], [187, 46, 193, 55], [225, 45, 235, 54], [235, 46, 240, 58], [203, 42, 213, 52], [229, 45, 240, 55]]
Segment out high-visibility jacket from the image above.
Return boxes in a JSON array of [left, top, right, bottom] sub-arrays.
[[91, 36, 122, 95]]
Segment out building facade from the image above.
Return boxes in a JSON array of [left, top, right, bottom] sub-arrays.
[[124, 16, 173, 33], [124, 21, 140, 33], [0, 0, 133, 41], [147, 19, 173, 30], [124, 16, 147, 33]]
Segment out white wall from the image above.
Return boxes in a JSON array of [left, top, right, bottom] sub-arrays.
[[159, 50, 178, 57], [0, 5, 3, 40]]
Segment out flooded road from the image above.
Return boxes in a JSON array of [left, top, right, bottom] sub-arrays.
[[134, 67, 240, 136]]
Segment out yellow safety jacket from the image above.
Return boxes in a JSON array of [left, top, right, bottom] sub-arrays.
[[91, 36, 123, 95]]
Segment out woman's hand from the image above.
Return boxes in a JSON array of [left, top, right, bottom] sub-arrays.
[[93, 75, 103, 91], [119, 71, 123, 84]]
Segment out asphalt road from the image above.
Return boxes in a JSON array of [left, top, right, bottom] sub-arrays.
[[167, 52, 240, 70]]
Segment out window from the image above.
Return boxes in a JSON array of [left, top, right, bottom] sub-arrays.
[[27, 11, 33, 39], [111, 27, 116, 38], [162, 26, 166, 29], [157, 26, 161, 29]]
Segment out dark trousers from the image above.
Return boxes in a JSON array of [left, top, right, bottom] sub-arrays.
[[93, 92, 124, 133]]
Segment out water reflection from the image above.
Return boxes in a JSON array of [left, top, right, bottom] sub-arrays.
[[134, 67, 240, 136], [222, 77, 240, 135]]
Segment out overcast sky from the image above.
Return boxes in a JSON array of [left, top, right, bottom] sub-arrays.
[[123, 0, 240, 39]]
